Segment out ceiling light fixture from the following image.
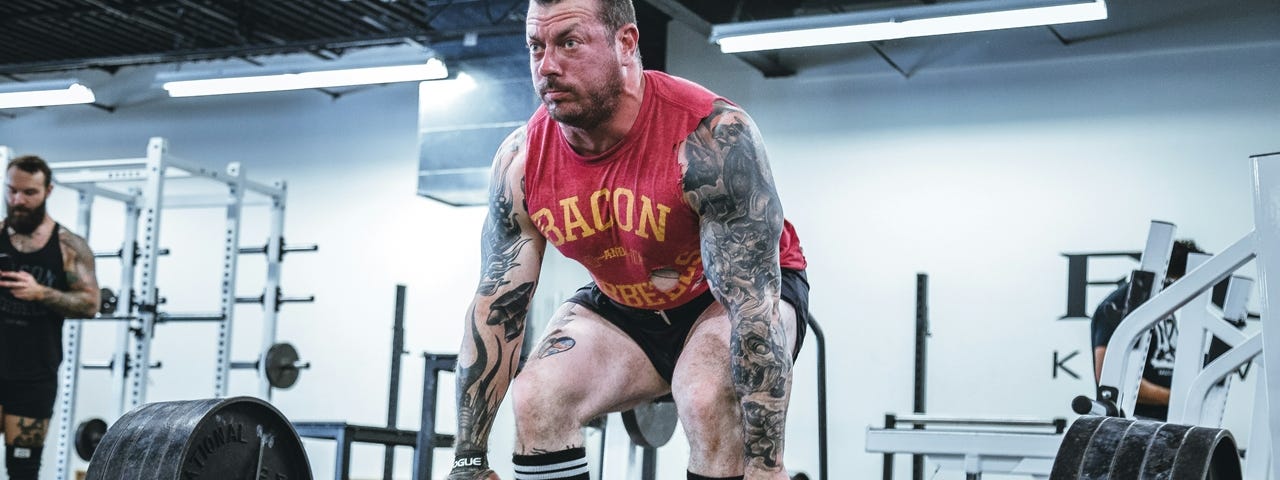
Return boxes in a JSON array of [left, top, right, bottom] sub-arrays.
[[0, 80, 97, 109], [162, 58, 449, 97], [711, 0, 1108, 53]]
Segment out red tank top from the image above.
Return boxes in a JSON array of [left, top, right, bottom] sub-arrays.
[[524, 70, 806, 310]]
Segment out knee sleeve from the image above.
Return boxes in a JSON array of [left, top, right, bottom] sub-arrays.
[[5, 445, 43, 480], [512, 447, 589, 480]]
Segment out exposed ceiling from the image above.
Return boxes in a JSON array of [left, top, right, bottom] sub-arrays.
[[0, 0, 1276, 86], [0, 0, 529, 75], [0, 0, 986, 77]]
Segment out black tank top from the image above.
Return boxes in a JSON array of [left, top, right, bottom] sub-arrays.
[[0, 223, 70, 380]]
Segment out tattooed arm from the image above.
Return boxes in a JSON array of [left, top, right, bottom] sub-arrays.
[[450, 126, 547, 480], [682, 101, 791, 477], [1, 228, 100, 318]]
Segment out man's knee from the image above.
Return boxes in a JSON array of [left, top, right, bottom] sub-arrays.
[[511, 370, 586, 431], [677, 385, 739, 445], [5, 445, 42, 480]]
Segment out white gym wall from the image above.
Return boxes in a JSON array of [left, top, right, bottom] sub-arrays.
[[0, 3, 1277, 480], [661, 9, 1276, 480]]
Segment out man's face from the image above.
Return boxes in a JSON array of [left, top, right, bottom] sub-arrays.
[[5, 167, 51, 235], [527, 0, 626, 130]]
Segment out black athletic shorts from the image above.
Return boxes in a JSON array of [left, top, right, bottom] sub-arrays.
[[0, 377, 58, 419], [565, 268, 811, 384]]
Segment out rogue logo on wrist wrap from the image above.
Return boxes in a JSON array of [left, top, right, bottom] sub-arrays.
[[452, 454, 488, 470]]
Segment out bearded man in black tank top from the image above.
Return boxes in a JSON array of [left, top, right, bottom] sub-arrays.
[[0, 155, 100, 480]]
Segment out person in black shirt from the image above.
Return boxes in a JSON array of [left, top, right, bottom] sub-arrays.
[[1091, 239, 1204, 420], [0, 155, 100, 480]]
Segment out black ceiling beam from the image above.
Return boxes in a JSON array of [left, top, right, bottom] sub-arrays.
[[0, 23, 526, 75], [83, 0, 188, 40], [635, 0, 670, 72], [0, 1, 175, 23], [639, 0, 794, 78]]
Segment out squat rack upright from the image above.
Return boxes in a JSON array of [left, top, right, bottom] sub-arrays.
[[0, 137, 312, 480]]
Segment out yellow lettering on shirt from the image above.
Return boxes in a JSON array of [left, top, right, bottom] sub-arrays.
[[634, 196, 670, 242], [612, 188, 635, 233], [589, 188, 613, 231], [560, 196, 597, 242], [530, 208, 565, 246]]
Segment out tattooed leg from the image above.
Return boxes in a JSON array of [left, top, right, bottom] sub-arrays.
[[4, 416, 50, 447], [672, 301, 799, 477], [511, 303, 668, 454]]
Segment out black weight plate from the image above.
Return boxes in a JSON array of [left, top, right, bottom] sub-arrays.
[[1107, 418, 1163, 479], [90, 399, 186, 478], [99, 289, 118, 316], [1171, 426, 1240, 480], [1050, 415, 1108, 480], [100, 288, 117, 315], [142, 400, 211, 480], [266, 343, 300, 389], [621, 400, 679, 448], [85, 397, 311, 480], [1206, 433, 1243, 480], [1140, 422, 1193, 480], [1080, 416, 1135, 479], [76, 418, 109, 461], [97, 399, 199, 480]]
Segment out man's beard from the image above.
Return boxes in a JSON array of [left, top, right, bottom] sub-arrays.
[[538, 64, 625, 130], [6, 203, 46, 235]]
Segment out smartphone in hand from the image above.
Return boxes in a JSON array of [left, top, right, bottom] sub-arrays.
[[0, 253, 16, 273]]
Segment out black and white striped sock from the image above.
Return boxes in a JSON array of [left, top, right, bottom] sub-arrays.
[[512, 447, 590, 480]]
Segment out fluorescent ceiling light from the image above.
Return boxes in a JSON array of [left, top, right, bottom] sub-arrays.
[[713, 0, 1108, 53], [163, 58, 449, 97], [420, 72, 478, 110], [0, 81, 96, 109]]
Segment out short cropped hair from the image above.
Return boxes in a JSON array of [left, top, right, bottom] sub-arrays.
[[7, 155, 53, 188], [532, 0, 637, 35]]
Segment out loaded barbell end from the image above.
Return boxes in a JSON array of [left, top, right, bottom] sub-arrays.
[[1072, 395, 1120, 417]]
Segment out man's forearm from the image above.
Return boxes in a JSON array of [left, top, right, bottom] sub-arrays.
[[39, 287, 97, 318], [455, 289, 532, 452], [729, 307, 792, 472]]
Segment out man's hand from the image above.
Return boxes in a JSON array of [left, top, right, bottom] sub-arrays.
[[0, 270, 48, 301]]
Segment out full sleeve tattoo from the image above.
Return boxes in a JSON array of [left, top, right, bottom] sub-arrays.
[[455, 127, 546, 456], [682, 102, 791, 474], [42, 228, 100, 318]]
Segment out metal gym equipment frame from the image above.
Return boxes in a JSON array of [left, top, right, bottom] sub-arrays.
[[868, 152, 1279, 479], [293, 285, 430, 480], [0, 137, 313, 480], [1095, 151, 1280, 478]]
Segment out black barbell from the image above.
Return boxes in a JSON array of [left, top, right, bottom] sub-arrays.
[[83, 395, 815, 479], [73, 343, 305, 462]]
